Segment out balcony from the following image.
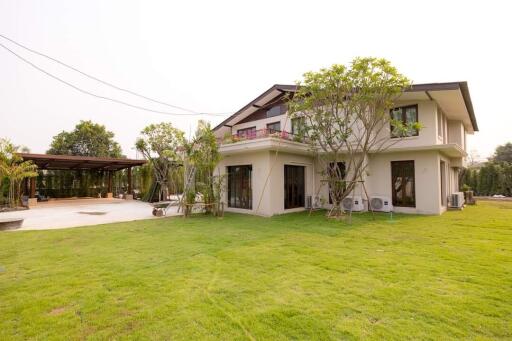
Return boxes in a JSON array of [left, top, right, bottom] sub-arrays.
[[219, 129, 306, 145], [217, 129, 310, 156]]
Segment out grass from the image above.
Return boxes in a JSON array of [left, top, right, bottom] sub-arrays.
[[0, 201, 511, 340]]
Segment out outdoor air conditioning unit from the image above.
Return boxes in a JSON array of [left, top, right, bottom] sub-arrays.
[[450, 192, 465, 208], [370, 196, 393, 212], [305, 195, 321, 209], [341, 196, 365, 212], [305, 195, 312, 209]]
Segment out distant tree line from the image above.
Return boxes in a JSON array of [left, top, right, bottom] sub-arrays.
[[462, 142, 512, 196]]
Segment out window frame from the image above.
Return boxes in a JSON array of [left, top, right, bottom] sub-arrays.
[[284, 165, 305, 209], [437, 110, 444, 140], [266, 121, 281, 133], [291, 117, 305, 136], [237, 126, 256, 139], [390, 104, 419, 138], [266, 105, 282, 118], [227, 165, 252, 209], [391, 160, 416, 207]]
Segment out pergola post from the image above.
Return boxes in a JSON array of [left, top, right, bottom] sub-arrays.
[[28, 176, 37, 207], [23, 178, 29, 196], [107, 170, 113, 198], [29, 177, 36, 198], [126, 167, 133, 200]]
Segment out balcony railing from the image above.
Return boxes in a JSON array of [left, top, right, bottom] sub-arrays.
[[219, 129, 306, 145]]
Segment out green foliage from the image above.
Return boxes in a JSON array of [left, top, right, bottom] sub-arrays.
[[288, 57, 411, 207], [0, 138, 38, 207], [183, 120, 222, 215], [288, 58, 412, 147], [135, 122, 185, 201], [462, 142, 512, 196], [1, 202, 511, 339], [43, 121, 123, 199], [47, 120, 122, 157], [491, 142, 512, 163], [463, 162, 512, 196]]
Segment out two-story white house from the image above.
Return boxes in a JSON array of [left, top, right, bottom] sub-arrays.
[[213, 82, 478, 216]]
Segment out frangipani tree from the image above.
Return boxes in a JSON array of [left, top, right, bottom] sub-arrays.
[[0, 138, 38, 208], [184, 120, 222, 215], [288, 57, 419, 215], [135, 122, 185, 201]]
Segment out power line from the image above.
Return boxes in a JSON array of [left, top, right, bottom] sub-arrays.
[[0, 36, 230, 117]]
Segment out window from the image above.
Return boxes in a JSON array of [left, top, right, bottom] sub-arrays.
[[284, 165, 305, 209], [291, 117, 305, 136], [327, 162, 346, 204], [440, 161, 446, 206], [266, 122, 281, 133], [227, 165, 252, 209], [237, 126, 256, 139], [267, 105, 282, 118], [391, 161, 416, 207], [437, 110, 444, 139], [390, 105, 418, 137]]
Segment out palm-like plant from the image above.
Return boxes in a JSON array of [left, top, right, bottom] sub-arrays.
[[0, 139, 38, 208]]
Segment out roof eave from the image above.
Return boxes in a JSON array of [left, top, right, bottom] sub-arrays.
[[216, 81, 478, 133], [213, 84, 297, 131]]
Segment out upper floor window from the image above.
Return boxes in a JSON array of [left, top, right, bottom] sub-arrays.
[[390, 105, 419, 138], [266, 122, 280, 133], [291, 117, 305, 135], [237, 126, 256, 139], [266, 105, 282, 118], [437, 110, 444, 140]]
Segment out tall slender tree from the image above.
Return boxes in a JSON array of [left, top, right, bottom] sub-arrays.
[[288, 57, 417, 216], [184, 120, 222, 215]]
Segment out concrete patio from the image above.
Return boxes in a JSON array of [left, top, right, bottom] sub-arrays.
[[0, 198, 180, 231]]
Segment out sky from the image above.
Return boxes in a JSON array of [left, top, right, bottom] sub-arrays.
[[0, 0, 510, 159]]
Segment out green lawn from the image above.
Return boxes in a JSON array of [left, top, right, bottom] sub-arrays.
[[0, 201, 511, 340]]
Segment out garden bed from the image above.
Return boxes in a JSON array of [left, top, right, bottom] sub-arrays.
[[0, 218, 24, 231], [0, 206, 29, 213]]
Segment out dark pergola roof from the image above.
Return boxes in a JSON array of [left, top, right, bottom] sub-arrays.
[[19, 153, 146, 171]]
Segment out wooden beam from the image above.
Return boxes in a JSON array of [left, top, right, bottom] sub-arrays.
[[107, 171, 113, 193], [23, 178, 29, 196], [29, 177, 36, 198], [127, 167, 132, 194]]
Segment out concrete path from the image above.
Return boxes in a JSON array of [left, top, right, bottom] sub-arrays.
[[0, 199, 180, 231]]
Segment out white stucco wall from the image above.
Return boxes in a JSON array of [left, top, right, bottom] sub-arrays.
[[447, 120, 466, 151], [266, 152, 315, 215], [366, 150, 443, 215], [214, 97, 469, 217], [217, 148, 463, 216], [216, 151, 273, 216], [216, 150, 315, 216], [364, 100, 438, 153]]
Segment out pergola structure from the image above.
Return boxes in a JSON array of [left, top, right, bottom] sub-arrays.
[[19, 153, 146, 204]]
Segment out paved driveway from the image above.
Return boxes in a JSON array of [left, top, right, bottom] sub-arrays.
[[0, 199, 180, 231]]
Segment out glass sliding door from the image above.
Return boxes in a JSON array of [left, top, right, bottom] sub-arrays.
[[284, 165, 305, 209], [227, 165, 252, 209], [391, 160, 416, 207]]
